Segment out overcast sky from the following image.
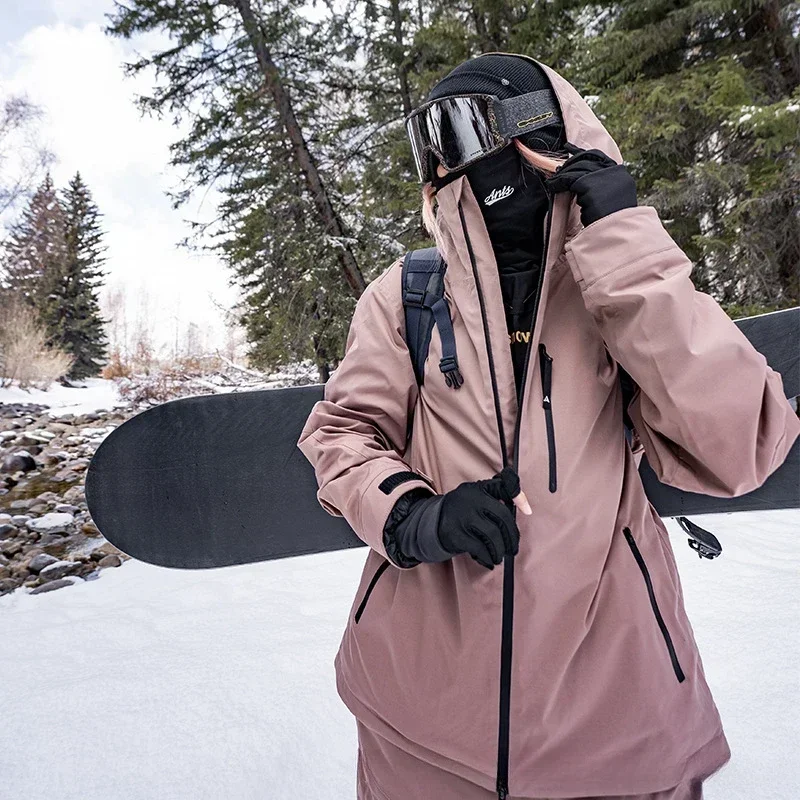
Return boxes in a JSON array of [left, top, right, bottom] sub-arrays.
[[1, 0, 239, 353]]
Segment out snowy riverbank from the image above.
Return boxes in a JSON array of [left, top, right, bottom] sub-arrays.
[[0, 378, 124, 418], [1, 509, 798, 799]]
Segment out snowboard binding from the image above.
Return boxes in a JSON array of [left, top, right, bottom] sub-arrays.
[[676, 516, 722, 560]]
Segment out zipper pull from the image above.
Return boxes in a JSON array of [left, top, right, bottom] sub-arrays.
[[539, 342, 552, 408]]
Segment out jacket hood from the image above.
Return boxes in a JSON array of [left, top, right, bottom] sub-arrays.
[[432, 56, 624, 268]]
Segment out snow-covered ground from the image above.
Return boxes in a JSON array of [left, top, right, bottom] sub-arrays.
[[0, 378, 124, 417], [0, 510, 797, 799]]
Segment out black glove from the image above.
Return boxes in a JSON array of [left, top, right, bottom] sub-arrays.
[[544, 142, 637, 227], [383, 467, 522, 570]]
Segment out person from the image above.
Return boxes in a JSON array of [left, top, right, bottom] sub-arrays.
[[296, 52, 800, 800]]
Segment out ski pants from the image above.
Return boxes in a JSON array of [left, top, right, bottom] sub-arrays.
[[356, 720, 706, 800]]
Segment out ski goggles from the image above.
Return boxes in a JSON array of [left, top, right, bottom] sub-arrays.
[[404, 89, 561, 183]]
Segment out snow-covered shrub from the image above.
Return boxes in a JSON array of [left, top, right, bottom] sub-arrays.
[[0, 296, 73, 388]]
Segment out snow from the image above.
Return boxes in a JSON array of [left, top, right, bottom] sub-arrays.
[[0, 378, 126, 417], [0, 510, 798, 799], [25, 511, 74, 533]]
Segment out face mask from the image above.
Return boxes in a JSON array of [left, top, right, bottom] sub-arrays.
[[461, 144, 549, 272]]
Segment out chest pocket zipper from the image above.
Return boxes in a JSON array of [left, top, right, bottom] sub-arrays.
[[538, 343, 557, 492], [623, 527, 686, 682], [354, 559, 391, 623]]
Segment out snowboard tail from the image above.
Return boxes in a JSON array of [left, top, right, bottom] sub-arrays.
[[86, 308, 800, 569]]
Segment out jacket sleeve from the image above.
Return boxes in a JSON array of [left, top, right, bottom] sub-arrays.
[[564, 204, 800, 497], [296, 258, 437, 567]]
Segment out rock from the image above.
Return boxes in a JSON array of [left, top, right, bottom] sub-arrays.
[[0, 524, 17, 538], [26, 512, 74, 534], [0, 566, 10, 579], [12, 515, 31, 526], [0, 430, 17, 442], [53, 469, 80, 482], [55, 504, 79, 514], [0, 513, 11, 523], [0, 540, 22, 557], [28, 503, 48, 515], [98, 554, 123, 568], [81, 521, 100, 536], [37, 533, 66, 548], [41, 533, 92, 559], [46, 422, 73, 434], [0, 577, 19, 595], [10, 563, 30, 578], [17, 433, 52, 447], [29, 576, 83, 594], [9, 498, 33, 511], [2, 451, 37, 474], [36, 491, 61, 503], [63, 485, 85, 503], [38, 560, 81, 581], [90, 542, 123, 561], [28, 553, 59, 574], [28, 429, 56, 441]]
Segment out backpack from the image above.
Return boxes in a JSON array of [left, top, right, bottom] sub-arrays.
[[400, 248, 721, 560], [400, 247, 639, 434]]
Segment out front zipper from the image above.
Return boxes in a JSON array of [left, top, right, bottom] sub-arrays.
[[459, 174, 554, 800], [538, 343, 557, 492], [622, 527, 686, 682], [354, 559, 390, 623]]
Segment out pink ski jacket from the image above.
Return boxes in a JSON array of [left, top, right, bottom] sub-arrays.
[[297, 60, 800, 799]]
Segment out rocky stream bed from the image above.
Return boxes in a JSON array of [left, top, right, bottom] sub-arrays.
[[0, 401, 132, 596]]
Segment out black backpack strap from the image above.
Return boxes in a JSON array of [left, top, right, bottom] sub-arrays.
[[619, 363, 637, 443], [401, 248, 463, 390]]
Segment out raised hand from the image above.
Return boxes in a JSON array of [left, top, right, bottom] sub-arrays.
[[545, 142, 638, 226]]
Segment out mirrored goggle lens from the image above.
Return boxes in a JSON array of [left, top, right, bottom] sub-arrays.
[[408, 95, 502, 179]]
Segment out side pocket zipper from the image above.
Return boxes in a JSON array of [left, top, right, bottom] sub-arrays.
[[538, 343, 557, 492], [623, 526, 686, 683], [354, 559, 391, 624]]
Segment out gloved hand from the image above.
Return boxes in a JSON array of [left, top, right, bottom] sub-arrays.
[[383, 466, 526, 570], [544, 142, 637, 227]]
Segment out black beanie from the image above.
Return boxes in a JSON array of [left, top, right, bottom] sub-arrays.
[[425, 54, 565, 187]]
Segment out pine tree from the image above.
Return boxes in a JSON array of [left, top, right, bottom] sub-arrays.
[[575, 0, 800, 308], [1, 173, 70, 331], [105, 0, 790, 381], [61, 172, 108, 379], [106, 0, 369, 379], [3, 173, 72, 358], [1, 173, 108, 381]]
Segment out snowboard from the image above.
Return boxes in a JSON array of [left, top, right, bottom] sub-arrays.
[[86, 308, 800, 569]]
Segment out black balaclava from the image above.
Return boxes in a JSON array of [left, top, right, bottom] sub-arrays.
[[424, 55, 567, 401], [425, 54, 565, 276]]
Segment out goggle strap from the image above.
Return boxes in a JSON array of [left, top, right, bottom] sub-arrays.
[[494, 90, 560, 140]]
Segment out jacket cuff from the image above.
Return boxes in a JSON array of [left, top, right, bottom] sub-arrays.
[[383, 486, 446, 568], [359, 467, 436, 566]]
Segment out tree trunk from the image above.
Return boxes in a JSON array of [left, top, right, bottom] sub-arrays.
[[230, 0, 368, 299], [390, 0, 413, 117], [743, 0, 800, 95]]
